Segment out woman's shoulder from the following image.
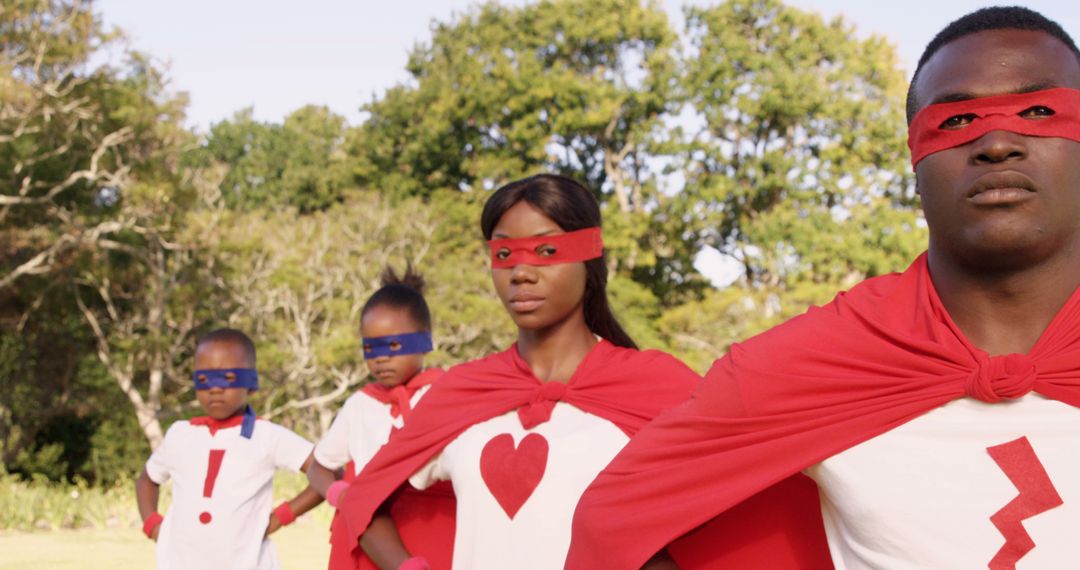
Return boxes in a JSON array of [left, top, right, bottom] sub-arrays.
[[444, 346, 516, 376], [602, 341, 697, 373]]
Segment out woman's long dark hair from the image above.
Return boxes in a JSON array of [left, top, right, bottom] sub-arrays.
[[480, 174, 637, 349]]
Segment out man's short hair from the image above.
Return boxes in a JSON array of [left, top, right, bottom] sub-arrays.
[[906, 6, 1080, 123], [197, 328, 256, 366]]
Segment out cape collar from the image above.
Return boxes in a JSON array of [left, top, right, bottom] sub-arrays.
[[361, 368, 443, 419], [189, 404, 257, 438]]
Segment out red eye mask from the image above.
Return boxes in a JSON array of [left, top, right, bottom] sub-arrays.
[[488, 227, 603, 269], [908, 87, 1080, 167]]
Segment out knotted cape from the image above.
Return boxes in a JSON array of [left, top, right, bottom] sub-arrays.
[[188, 405, 257, 438], [339, 340, 702, 564], [360, 367, 443, 420], [566, 253, 1080, 569]]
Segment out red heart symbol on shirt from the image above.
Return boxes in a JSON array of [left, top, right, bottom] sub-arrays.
[[479, 432, 549, 519]]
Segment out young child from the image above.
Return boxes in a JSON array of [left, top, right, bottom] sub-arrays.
[[135, 328, 323, 570], [307, 265, 455, 570]]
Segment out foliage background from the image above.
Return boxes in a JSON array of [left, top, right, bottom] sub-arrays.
[[1, 0, 925, 522]]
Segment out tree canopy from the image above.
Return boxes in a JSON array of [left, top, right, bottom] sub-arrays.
[[1, 0, 926, 484]]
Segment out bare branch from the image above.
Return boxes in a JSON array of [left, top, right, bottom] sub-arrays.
[[0, 127, 133, 206], [0, 234, 77, 289], [74, 288, 124, 388], [0, 218, 128, 289], [263, 368, 357, 420]]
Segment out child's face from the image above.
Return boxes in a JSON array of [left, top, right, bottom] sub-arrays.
[[361, 305, 426, 388], [193, 340, 252, 420]]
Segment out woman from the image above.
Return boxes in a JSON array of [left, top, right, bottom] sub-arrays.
[[339, 174, 701, 569]]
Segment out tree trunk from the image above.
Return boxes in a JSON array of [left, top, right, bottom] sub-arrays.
[[131, 396, 165, 449]]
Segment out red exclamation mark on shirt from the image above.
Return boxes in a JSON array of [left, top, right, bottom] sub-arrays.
[[200, 449, 226, 524]]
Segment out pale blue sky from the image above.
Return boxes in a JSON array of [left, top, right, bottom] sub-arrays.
[[97, 1, 1080, 131]]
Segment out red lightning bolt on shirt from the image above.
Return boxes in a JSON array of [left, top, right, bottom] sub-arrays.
[[986, 436, 1064, 569]]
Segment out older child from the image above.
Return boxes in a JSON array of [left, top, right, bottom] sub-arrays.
[[307, 266, 455, 570], [135, 328, 323, 570], [340, 174, 702, 569]]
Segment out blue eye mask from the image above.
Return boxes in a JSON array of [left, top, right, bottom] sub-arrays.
[[193, 368, 260, 391], [362, 332, 433, 358], [192, 368, 259, 438]]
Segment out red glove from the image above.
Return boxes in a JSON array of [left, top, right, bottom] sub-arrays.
[[143, 512, 164, 539], [273, 502, 297, 526]]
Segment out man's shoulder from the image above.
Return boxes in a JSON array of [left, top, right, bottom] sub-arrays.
[[827, 269, 911, 312], [742, 267, 916, 349]]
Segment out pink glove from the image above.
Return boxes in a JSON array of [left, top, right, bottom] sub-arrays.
[[398, 557, 431, 570], [326, 480, 350, 508]]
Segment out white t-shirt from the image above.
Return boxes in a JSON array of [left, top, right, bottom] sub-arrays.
[[409, 402, 629, 570], [145, 419, 313, 570], [806, 394, 1080, 569], [313, 385, 432, 472]]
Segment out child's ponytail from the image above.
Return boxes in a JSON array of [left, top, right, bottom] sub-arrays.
[[362, 262, 432, 331]]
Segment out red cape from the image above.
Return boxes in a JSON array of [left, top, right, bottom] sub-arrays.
[[339, 340, 702, 564], [566, 254, 1080, 569], [359, 367, 442, 419], [329, 369, 457, 570]]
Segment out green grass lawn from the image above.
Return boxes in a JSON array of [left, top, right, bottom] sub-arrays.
[[0, 515, 331, 569]]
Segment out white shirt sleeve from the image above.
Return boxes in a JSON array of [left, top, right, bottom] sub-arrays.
[[266, 422, 314, 472], [144, 422, 184, 484], [408, 449, 449, 491], [313, 398, 355, 470]]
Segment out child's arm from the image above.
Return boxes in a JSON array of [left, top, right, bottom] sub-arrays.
[[358, 445, 445, 568], [360, 508, 418, 570], [641, 550, 680, 570], [135, 468, 163, 541], [265, 454, 325, 536], [305, 451, 339, 497], [307, 454, 352, 509]]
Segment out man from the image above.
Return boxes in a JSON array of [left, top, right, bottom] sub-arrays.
[[566, 7, 1080, 569]]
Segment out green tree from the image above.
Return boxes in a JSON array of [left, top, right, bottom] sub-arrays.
[[354, 0, 676, 194], [673, 0, 924, 294], [651, 0, 927, 363], [198, 105, 350, 212], [0, 311, 94, 474], [349, 0, 688, 296], [1, 0, 218, 454], [214, 192, 512, 437], [1, 1, 190, 289], [0, 0, 936, 473], [73, 172, 231, 448]]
